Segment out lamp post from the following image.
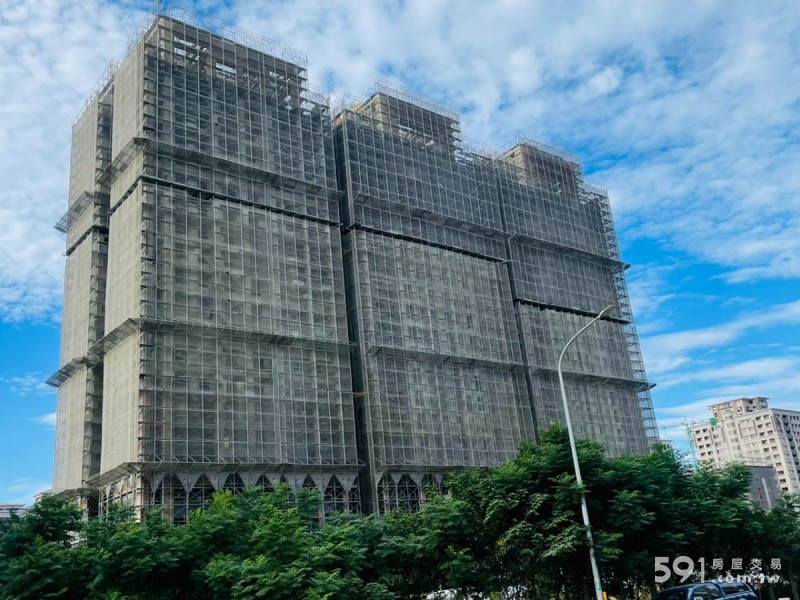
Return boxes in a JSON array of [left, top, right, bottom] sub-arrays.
[[557, 304, 616, 600]]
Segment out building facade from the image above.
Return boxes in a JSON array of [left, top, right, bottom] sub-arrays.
[[691, 397, 800, 494], [0, 504, 27, 520], [49, 10, 657, 518]]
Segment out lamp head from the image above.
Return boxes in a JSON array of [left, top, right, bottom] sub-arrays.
[[598, 305, 617, 319]]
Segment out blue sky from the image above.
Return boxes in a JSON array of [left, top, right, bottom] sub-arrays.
[[1, 0, 799, 504]]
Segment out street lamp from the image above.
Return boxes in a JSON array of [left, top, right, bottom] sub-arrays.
[[557, 304, 616, 600]]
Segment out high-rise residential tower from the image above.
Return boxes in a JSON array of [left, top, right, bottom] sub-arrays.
[[49, 9, 657, 518], [691, 397, 800, 494]]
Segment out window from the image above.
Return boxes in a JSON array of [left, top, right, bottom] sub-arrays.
[[691, 585, 721, 599], [656, 589, 688, 600], [721, 582, 751, 594]]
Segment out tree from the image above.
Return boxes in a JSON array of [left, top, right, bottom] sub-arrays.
[[762, 495, 800, 600], [1, 431, 797, 600], [447, 427, 600, 598], [0, 496, 90, 599], [586, 445, 696, 597]]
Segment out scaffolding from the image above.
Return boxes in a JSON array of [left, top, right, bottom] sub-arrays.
[[334, 87, 536, 513], [335, 86, 505, 260], [50, 66, 115, 499], [59, 13, 360, 517], [113, 16, 336, 207], [59, 231, 108, 366], [96, 327, 359, 468], [498, 141, 609, 257], [345, 230, 520, 363], [495, 139, 658, 454], [52, 8, 659, 518], [52, 365, 103, 496], [530, 373, 651, 456]]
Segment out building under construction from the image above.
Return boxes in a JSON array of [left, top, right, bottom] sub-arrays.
[[49, 9, 657, 518]]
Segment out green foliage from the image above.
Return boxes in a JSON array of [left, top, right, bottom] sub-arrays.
[[0, 495, 82, 560], [0, 497, 91, 600], [0, 539, 92, 599], [2, 427, 799, 599]]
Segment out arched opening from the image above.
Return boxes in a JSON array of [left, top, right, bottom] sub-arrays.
[[255, 474, 274, 494], [377, 473, 420, 514], [223, 473, 245, 495], [420, 474, 447, 502], [187, 474, 215, 516]]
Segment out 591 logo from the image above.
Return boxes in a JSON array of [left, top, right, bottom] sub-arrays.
[[655, 556, 782, 585], [655, 556, 705, 583]]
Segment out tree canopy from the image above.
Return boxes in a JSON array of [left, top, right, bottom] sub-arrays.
[[2, 426, 798, 600]]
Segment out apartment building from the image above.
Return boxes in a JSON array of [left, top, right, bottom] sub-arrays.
[[49, 9, 657, 517], [691, 397, 800, 493]]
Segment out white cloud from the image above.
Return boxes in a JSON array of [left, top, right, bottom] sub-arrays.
[[657, 376, 800, 431], [31, 412, 57, 428], [720, 296, 757, 309], [652, 356, 800, 449], [2, 372, 55, 396], [724, 253, 800, 283], [579, 66, 624, 101], [0, 479, 50, 506], [642, 299, 800, 376], [1, 0, 797, 324], [658, 399, 720, 419], [658, 356, 800, 390], [697, 378, 800, 409], [625, 263, 678, 333], [0, 0, 144, 322]]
